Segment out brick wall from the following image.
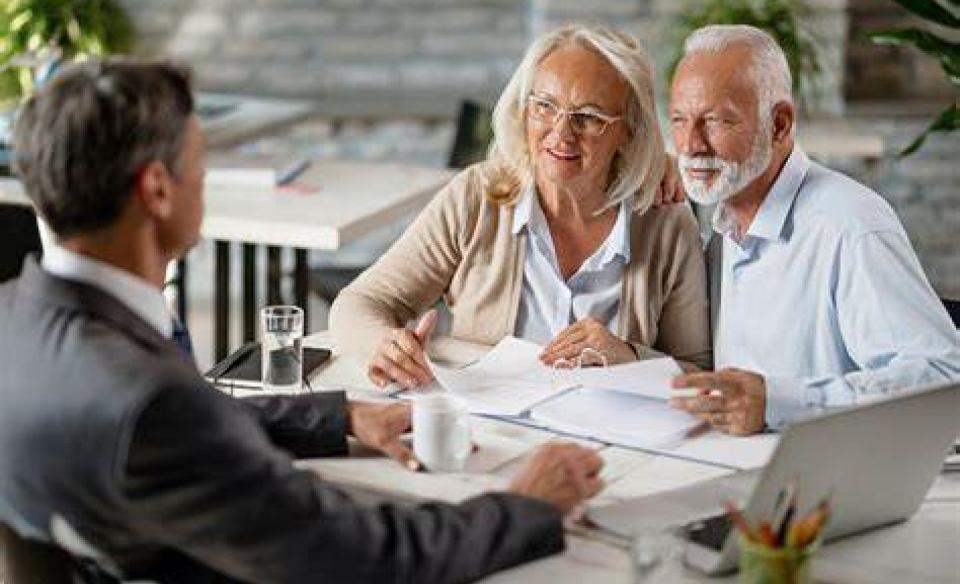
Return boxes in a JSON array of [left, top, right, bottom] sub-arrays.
[[125, 0, 528, 99], [846, 0, 956, 101], [120, 0, 957, 299], [121, 0, 849, 112]]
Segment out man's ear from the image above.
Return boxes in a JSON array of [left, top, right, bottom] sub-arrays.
[[135, 160, 175, 221], [771, 101, 795, 145]]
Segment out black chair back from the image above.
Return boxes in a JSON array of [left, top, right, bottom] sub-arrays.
[[447, 101, 493, 169], [0, 204, 42, 284], [0, 522, 76, 584], [942, 298, 960, 328]]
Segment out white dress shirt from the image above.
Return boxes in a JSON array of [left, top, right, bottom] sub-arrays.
[[41, 244, 172, 338], [711, 148, 960, 428], [513, 186, 631, 344]]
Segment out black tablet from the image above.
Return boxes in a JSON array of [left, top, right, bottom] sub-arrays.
[[204, 342, 332, 389]]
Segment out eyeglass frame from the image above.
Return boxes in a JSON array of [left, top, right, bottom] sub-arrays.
[[525, 94, 624, 137]]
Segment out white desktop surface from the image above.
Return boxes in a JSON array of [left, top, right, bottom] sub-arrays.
[[0, 160, 452, 251], [201, 160, 452, 249], [295, 332, 960, 584]]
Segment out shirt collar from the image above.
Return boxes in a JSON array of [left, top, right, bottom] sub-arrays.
[[713, 147, 810, 242], [511, 185, 631, 265], [41, 244, 173, 338], [511, 185, 536, 235]]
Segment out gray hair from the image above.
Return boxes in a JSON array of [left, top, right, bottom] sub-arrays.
[[485, 24, 665, 215], [13, 58, 194, 237], [683, 25, 793, 125]]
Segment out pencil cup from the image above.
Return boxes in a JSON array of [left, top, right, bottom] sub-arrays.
[[738, 534, 819, 584], [261, 305, 304, 393]]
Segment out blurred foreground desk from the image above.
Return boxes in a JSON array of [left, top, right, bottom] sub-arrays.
[[294, 333, 960, 584]]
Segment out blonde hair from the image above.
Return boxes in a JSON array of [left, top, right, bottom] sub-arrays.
[[484, 24, 666, 215]]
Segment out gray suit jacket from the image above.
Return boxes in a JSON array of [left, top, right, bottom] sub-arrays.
[[0, 258, 563, 583]]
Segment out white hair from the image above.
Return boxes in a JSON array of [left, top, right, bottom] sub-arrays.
[[683, 25, 793, 127], [484, 24, 665, 215]]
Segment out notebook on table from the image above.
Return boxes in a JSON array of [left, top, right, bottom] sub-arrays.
[[204, 341, 332, 390]]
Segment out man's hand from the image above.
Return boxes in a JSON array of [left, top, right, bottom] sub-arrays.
[[669, 368, 767, 436], [368, 310, 438, 390], [539, 318, 636, 366], [653, 154, 686, 208], [346, 400, 420, 471], [508, 442, 604, 515]]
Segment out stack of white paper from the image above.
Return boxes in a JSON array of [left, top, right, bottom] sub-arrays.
[[529, 387, 705, 449], [427, 337, 557, 415], [428, 336, 688, 418], [568, 357, 683, 400], [425, 336, 781, 469]]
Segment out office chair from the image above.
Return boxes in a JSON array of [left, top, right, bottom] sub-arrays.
[[446, 100, 494, 169], [309, 101, 495, 309], [0, 522, 75, 584], [0, 204, 42, 284], [942, 298, 960, 328]]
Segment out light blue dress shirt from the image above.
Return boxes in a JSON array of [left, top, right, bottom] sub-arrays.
[[513, 187, 631, 344], [711, 148, 960, 429]]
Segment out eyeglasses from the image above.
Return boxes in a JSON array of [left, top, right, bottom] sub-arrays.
[[525, 95, 623, 137]]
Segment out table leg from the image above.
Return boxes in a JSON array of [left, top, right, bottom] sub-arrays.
[[295, 248, 309, 333], [215, 240, 231, 362], [242, 243, 257, 342], [267, 246, 283, 305]]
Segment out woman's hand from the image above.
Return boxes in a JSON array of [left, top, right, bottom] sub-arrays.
[[368, 310, 438, 390], [539, 317, 636, 366], [653, 154, 686, 207]]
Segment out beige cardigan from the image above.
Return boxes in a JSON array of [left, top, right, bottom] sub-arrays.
[[330, 163, 712, 369]]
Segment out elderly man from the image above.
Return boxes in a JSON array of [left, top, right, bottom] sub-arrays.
[[668, 25, 959, 435], [0, 59, 604, 583]]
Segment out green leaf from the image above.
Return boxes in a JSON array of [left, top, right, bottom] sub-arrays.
[[888, 0, 960, 28], [667, 0, 821, 99], [870, 28, 960, 85], [9, 10, 32, 33], [899, 103, 960, 156]]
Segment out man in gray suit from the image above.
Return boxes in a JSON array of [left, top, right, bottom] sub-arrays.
[[0, 59, 604, 583]]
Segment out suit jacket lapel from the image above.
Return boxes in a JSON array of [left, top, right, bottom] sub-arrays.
[[18, 257, 171, 355]]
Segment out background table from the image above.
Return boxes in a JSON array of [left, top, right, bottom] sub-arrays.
[[0, 160, 452, 361], [202, 160, 452, 360]]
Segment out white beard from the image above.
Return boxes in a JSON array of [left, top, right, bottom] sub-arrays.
[[679, 121, 773, 206]]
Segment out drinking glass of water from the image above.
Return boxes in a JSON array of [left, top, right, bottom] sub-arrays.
[[261, 305, 304, 393]]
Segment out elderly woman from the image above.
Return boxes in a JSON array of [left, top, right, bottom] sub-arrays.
[[330, 25, 710, 390]]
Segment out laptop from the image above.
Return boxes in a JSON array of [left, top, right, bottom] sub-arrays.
[[588, 381, 960, 575]]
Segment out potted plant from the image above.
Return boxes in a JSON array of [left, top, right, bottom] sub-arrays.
[[869, 0, 959, 156], [666, 0, 822, 108], [0, 0, 133, 108]]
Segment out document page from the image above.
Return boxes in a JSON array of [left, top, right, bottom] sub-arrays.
[[529, 387, 705, 449], [569, 357, 683, 400], [429, 337, 564, 416], [428, 336, 685, 415]]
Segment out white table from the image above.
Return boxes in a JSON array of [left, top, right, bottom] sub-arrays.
[[201, 160, 452, 358], [295, 332, 960, 584], [0, 161, 453, 359]]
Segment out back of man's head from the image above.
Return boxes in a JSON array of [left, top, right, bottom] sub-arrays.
[[13, 59, 194, 239]]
